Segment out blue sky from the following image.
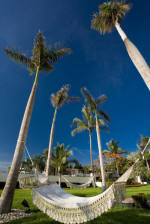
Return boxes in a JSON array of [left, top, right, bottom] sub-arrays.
[[0, 0, 150, 171]]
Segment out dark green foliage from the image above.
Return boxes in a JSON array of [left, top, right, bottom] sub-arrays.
[[51, 143, 72, 173], [91, 0, 131, 34], [51, 84, 80, 108], [132, 194, 150, 209], [81, 88, 110, 122], [4, 31, 71, 75]]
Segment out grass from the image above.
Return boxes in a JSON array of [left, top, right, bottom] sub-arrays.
[[0, 185, 150, 224]]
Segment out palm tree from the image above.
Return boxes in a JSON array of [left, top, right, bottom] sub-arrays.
[[91, 0, 150, 90], [32, 155, 45, 173], [21, 158, 33, 173], [104, 139, 127, 176], [71, 105, 108, 173], [0, 31, 71, 214], [81, 88, 110, 191], [51, 143, 72, 186], [45, 85, 80, 177]]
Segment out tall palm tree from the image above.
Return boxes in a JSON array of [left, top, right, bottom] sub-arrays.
[[51, 143, 72, 186], [81, 88, 110, 191], [45, 85, 80, 177], [71, 105, 108, 172], [104, 139, 127, 176], [0, 31, 71, 214], [91, 0, 150, 90]]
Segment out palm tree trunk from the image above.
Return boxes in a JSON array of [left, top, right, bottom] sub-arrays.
[[45, 107, 58, 177], [115, 21, 150, 90], [89, 132, 93, 172], [0, 67, 40, 214], [95, 114, 106, 191], [89, 132, 96, 188], [116, 161, 119, 176], [58, 171, 61, 187]]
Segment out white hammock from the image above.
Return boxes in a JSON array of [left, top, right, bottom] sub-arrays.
[[62, 175, 94, 189], [32, 165, 133, 224]]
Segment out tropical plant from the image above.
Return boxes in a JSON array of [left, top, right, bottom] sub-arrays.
[[91, 0, 150, 90], [21, 158, 33, 172], [81, 88, 110, 191], [51, 143, 72, 186], [104, 139, 127, 176], [71, 105, 108, 173], [45, 85, 80, 176], [32, 155, 45, 173], [0, 31, 71, 214]]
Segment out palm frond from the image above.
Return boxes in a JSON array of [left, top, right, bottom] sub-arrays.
[[99, 110, 110, 121], [4, 48, 35, 74], [71, 126, 88, 136], [96, 95, 107, 104], [91, 0, 131, 34], [81, 88, 97, 111], [47, 47, 72, 64]]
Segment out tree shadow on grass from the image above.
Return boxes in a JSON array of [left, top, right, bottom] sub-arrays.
[[86, 206, 150, 224], [6, 206, 150, 224]]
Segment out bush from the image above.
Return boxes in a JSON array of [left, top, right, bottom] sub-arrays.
[[132, 193, 150, 209], [127, 178, 136, 185]]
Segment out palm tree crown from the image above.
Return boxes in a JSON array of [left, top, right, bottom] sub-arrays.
[[91, 0, 131, 34], [71, 105, 95, 136], [104, 139, 127, 155], [4, 31, 71, 74], [81, 88, 110, 122], [51, 84, 80, 109], [51, 143, 72, 171]]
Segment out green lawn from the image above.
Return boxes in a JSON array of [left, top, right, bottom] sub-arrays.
[[0, 185, 150, 224]]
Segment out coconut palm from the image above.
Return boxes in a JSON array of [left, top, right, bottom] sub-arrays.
[[71, 105, 108, 172], [91, 0, 150, 90], [0, 31, 71, 214], [51, 143, 72, 186], [81, 88, 110, 191], [45, 85, 80, 177], [104, 139, 127, 176]]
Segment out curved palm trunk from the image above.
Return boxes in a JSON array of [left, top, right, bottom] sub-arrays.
[[115, 21, 150, 90], [45, 107, 58, 177], [95, 114, 106, 191], [0, 67, 40, 214]]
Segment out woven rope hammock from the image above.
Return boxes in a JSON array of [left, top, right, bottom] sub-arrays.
[[32, 165, 134, 224], [62, 175, 94, 189]]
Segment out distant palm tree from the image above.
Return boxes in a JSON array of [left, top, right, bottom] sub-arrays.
[[104, 139, 127, 176], [0, 31, 71, 214], [71, 105, 108, 172], [21, 158, 33, 173], [33, 155, 45, 173], [81, 88, 110, 191], [45, 85, 80, 176], [91, 0, 150, 90], [51, 143, 72, 186]]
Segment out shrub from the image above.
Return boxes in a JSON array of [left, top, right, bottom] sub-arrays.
[[132, 193, 150, 209]]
